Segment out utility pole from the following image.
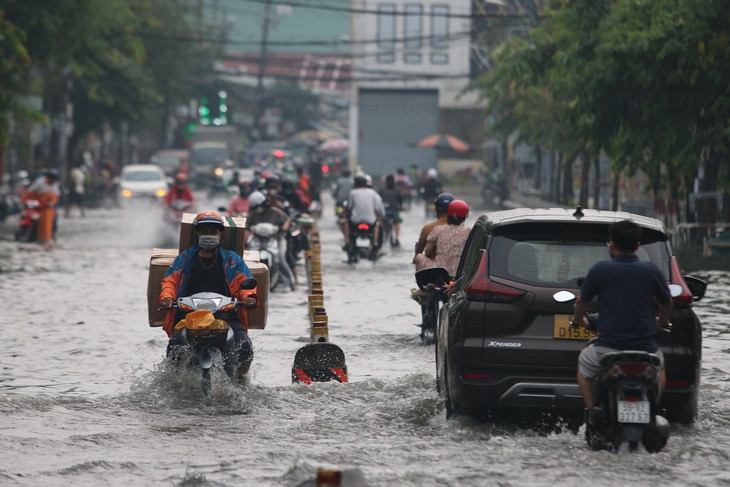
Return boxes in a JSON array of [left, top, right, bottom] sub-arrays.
[[255, 0, 273, 140]]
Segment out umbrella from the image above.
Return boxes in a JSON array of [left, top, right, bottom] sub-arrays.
[[290, 130, 332, 147], [317, 137, 349, 154], [413, 133, 471, 152]]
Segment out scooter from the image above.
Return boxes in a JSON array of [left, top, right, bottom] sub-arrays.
[[161, 278, 257, 396], [415, 266, 451, 345], [554, 287, 680, 452], [346, 221, 378, 264], [15, 198, 41, 242], [247, 222, 281, 291]]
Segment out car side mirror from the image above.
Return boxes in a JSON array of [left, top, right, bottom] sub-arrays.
[[683, 276, 707, 301], [240, 277, 257, 290]]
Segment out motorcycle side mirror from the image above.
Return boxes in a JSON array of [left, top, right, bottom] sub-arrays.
[[218, 206, 227, 213], [415, 266, 451, 292], [240, 277, 257, 290], [668, 284, 683, 298], [553, 290, 576, 303]]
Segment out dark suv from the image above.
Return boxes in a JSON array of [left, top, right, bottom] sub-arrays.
[[436, 207, 707, 423]]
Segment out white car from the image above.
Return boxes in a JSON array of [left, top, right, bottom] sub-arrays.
[[119, 164, 168, 201]]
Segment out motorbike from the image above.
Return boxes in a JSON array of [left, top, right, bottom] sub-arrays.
[[346, 221, 378, 264], [15, 198, 41, 242], [415, 266, 451, 345], [247, 222, 282, 291], [161, 278, 257, 396], [164, 199, 195, 227], [286, 211, 314, 270], [554, 287, 681, 452], [382, 205, 400, 248]]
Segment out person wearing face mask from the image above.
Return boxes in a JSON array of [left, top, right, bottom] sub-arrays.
[[159, 210, 258, 375], [227, 179, 253, 216]]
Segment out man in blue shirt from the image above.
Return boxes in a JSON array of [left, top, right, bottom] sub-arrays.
[[572, 219, 673, 413]]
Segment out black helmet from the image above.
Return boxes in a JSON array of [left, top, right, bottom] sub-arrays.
[[45, 168, 60, 180], [265, 175, 281, 189], [281, 178, 294, 191], [434, 192, 455, 213], [353, 175, 367, 188]]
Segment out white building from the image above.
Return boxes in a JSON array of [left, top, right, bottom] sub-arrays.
[[348, 0, 483, 177]]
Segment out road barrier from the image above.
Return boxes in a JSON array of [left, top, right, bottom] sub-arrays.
[[292, 222, 348, 384]]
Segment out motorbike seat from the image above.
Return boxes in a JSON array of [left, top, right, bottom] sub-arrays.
[[598, 350, 661, 367]]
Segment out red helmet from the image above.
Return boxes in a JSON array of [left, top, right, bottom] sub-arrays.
[[447, 200, 469, 218], [193, 210, 225, 229]]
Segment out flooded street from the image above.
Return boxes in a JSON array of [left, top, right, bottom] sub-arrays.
[[1, 194, 730, 487]]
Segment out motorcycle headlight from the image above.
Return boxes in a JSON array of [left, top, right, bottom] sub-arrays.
[[192, 298, 221, 311]]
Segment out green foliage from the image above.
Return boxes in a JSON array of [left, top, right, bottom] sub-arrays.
[[473, 0, 730, 198], [1, 0, 220, 155]]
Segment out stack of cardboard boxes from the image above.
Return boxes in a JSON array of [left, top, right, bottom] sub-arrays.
[[146, 213, 269, 330]]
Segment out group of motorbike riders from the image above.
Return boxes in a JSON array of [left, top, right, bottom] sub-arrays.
[[156, 164, 673, 439]]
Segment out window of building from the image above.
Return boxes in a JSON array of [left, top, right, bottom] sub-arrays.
[[404, 4, 423, 49], [430, 52, 448, 65], [431, 4, 449, 49], [404, 52, 422, 64], [377, 4, 396, 50]]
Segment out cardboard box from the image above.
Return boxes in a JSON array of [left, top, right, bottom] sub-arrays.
[[147, 248, 178, 327], [146, 247, 269, 330], [247, 260, 269, 330], [179, 213, 247, 255]]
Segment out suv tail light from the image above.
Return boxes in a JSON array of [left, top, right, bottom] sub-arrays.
[[464, 250, 526, 303], [669, 257, 693, 306]]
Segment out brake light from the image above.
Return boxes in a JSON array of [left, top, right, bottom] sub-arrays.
[[464, 250, 526, 303], [624, 395, 641, 401], [273, 150, 284, 158], [618, 362, 648, 376], [357, 223, 370, 231], [666, 380, 690, 387], [321, 165, 329, 173], [669, 257, 693, 305]]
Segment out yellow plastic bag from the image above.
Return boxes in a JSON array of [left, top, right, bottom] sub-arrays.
[[174, 310, 229, 332]]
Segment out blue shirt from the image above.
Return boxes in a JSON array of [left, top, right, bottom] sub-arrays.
[[580, 253, 671, 352]]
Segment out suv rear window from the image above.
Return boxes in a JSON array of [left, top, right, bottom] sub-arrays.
[[488, 235, 671, 287]]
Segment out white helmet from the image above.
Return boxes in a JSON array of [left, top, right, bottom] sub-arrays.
[[248, 190, 266, 209], [427, 168, 438, 178]]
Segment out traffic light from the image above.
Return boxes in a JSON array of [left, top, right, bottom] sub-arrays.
[[217, 90, 227, 126], [199, 96, 211, 125], [198, 89, 228, 126]]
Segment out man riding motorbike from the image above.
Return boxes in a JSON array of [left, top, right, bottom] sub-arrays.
[[159, 210, 258, 378], [411, 192, 454, 303], [246, 191, 297, 291], [571, 219, 673, 423], [227, 179, 253, 217], [344, 175, 384, 261], [163, 172, 196, 222]]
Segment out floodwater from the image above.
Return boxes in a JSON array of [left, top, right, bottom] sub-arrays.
[[1, 191, 729, 487]]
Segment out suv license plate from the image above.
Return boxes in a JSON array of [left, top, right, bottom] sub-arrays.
[[617, 400, 651, 424], [553, 315, 597, 340]]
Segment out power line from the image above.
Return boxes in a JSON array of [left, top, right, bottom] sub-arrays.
[[137, 29, 473, 48], [240, 0, 530, 19]]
